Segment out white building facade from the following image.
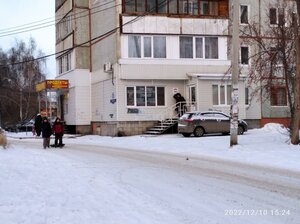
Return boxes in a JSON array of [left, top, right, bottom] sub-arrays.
[[55, 0, 293, 135]]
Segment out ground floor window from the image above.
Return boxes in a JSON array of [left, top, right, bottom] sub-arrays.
[[270, 86, 287, 106], [212, 84, 232, 105], [126, 86, 165, 107]]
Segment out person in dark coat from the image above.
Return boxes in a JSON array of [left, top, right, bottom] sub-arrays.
[[41, 117, 52, 149], [52, 117, 64, 147], [34, 112, 43, 137], [173, 93, 186, 117]]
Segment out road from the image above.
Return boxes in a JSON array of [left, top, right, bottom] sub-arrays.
[[2, 139, 300, 224]]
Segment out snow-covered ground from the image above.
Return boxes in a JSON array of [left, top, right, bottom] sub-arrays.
[[7, 123, 299, 172], [1, 123, 300, 224]]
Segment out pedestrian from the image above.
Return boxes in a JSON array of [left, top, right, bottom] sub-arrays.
[[34, 110, 43, 137], [52, 117, 64, 147], [41, 117, 52, 149]]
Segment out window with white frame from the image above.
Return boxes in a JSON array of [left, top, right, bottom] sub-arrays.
[[180, 36, 218, 59], [269, 8, 285, 25], [128, 35, 141, 58], [126, 86, 165, 107], [128, 35, 166, 58], [57, 52, 72, 74], [212, 84, 232, 105], [241, 46, 249, 65], [240, 5, 249, 24]]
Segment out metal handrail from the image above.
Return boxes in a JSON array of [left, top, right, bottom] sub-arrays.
[[158, 101, 197, 122]]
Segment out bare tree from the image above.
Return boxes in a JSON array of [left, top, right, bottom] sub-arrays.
[[241, 1, 300, 144], [0, 38, 47, 127]]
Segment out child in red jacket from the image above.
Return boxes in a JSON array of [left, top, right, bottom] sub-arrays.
[[52, 117, 64, 147]]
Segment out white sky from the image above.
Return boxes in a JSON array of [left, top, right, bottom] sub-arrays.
[[0, 0, 56, 78], [1, 123, 300, 223]]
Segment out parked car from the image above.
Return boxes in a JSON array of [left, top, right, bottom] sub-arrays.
[[16, 119, 35, 131], [178, 111, 248, 137]]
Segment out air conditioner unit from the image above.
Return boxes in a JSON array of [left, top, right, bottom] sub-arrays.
[[104, 62, 112, 72]]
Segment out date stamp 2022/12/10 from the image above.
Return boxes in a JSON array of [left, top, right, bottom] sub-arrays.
[[224, 209, 291, 216]]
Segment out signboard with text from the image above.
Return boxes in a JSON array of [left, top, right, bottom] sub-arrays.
[[36, 80, 69, 92]]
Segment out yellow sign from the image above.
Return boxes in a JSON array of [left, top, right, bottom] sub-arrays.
[[35, 81, 46, 92], [36, 80, 69, 92]]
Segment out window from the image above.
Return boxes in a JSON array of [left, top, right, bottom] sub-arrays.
[[189, 86, 196, 103], [57, 52, 72, 74], [241, 46, 249, 65], [126, 86, 165, 107], [136, 86, 146, 106], [123, 0, 227, 17], [245, 87, 249, 105], [144, 37, 152, 58], [180, 37, 193, 58], [269, 8, 277, 25], [271, 86, 287, 106], [240, 5, 248, 24], [128, 36, 141, 58], [212, 84, 232, 105], [180, 36, 218, 59], [56, 13, 73, 42], [153, 36, 166, 58], [127, 87, 135, 106], [128, 35, 166, 58], [158, 0, 167, 13], [205, 37, 218, 59], [269, 8, 285, 25], [56, 0, 67, 10], [200, 1, 209, 15], [195, 37, 203, 58], [147, 0, 157, 12]]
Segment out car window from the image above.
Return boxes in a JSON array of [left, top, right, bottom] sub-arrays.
[[200, 113, 215, 119], [214, 113, 229, 120], [180, 113, 193, 119]]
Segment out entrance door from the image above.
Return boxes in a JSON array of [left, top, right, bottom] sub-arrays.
[[188, 85, 196, 111], [60, 95, 64, 121]]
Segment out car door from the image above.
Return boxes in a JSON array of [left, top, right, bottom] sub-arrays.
[[214, 112, 230, 133], [198, 112, 217, 133]]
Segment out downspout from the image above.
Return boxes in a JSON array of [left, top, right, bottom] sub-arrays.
[[89, 7, 92, 72]]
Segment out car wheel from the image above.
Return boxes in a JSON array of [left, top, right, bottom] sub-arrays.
[[238, 126, 244, 135], [182, 133, 191, 137], [194, 127, 204, 137]]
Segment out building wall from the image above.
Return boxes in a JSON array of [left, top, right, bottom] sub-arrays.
[[57, 69, 91, 125], [91, 77, 117, 121]]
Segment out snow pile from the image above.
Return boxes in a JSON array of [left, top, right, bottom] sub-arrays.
[[260, 123, 289, 135]]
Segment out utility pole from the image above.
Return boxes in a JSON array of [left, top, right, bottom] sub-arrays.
[[230, 0, 240, 146]]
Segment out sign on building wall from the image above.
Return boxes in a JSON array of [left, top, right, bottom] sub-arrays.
[[36, 80, 69, 92]]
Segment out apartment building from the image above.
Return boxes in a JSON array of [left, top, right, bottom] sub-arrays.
[[55, 0, 293, 135]]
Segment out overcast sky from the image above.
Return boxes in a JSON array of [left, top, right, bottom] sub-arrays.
[[0, 0, 55, 78]]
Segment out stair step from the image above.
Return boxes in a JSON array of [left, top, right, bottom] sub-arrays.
[[144, 131, 161, 134], [144, 117, 179, 135]]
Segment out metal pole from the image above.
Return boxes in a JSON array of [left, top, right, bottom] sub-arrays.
[[230, 0, 240, 146]]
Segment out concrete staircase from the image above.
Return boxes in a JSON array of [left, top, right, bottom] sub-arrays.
[[144, 118, 179, 135]]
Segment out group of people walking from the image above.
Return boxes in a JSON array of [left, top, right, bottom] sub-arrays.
[[34, 111, 64, 149]]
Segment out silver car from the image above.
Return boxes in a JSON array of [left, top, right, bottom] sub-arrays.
[[178, 111, 248, 137]]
